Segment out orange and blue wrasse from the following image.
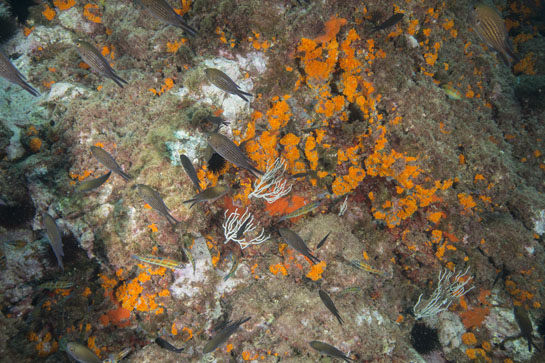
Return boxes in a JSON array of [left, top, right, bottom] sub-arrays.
[[440, 84, 463, 100], [182, 246, 195, 274], [350, 260, 389, 276], [38, 281, 74, 290], [224, 253, 239, 281], [132, 255, 183, 270], [103, 347, 132, 363], [278, 200, 322, 221]]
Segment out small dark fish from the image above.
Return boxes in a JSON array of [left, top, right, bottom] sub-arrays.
[[319, 289, 343, 325], [155, 337, 184, 353], [66, 342, 101, 363], [0, 50, 40, 96], [75, 41, 128, 88], [135, 184, 180, 225], [371, 13, 404, 33], [278, 228, 320, 264], [180, 154, 202, 192], [75, 172, 111, 193], [42, 212, 64, 270], [136, 0, 198, 37], [514, 306, 533, 352], [316, 232, 331, 249], [183, 185, 229, 208], [207, 132, 263, 177], [236, 217, 252, 240], [91, 146, 131, 180], [205, 68, 253, 102], [203, 316, 251, 354], [309, 341, 353, 362], [469, 4, 518, 66]]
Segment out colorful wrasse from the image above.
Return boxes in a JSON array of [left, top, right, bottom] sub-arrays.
[[103, 347, 132, 363], [440, 84, 462, 100], [224, 253, 239, 281], [132, 255, 183, 270], [38, 281, 74, 290], [278, 200, 322, 221], [350, 260, 389, 276], [182, 247, 195, 274]]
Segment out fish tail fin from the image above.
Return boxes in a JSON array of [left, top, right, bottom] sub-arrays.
[[250, 166, 263, 177], [181, 23, 198, 37], [18, 76, 40, 97], [174, 14, 198, 37], [183, 198, 196, 206], [111, 73, 128, 88], [166, 213, 180, 226], [118, 169, 132, 181], [238, 89, 253, 97], [309, 254, 321, 265], [237, 316, 251, 325], [237, 92, 250, 102]]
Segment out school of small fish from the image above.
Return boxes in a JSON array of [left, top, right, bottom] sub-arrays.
[[1, 1, 536, 362]]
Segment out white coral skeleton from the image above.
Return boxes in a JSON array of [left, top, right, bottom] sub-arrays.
[[248, 158, 292, 203], [413, 266, 474, 320], [222, 208, 270, 249]]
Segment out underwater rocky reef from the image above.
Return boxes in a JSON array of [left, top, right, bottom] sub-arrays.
[[1, 0, 545, 362]]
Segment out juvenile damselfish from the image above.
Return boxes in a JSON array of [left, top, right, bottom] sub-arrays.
[[205, 68, 253, 102], [203, 316, 251, 353], [75, 171, 111, 193], [155, 337, 184, 353], [180, 154, 202, 192], [136, 0, 198, 37], [0, 50, 40, 96], [42, 212, 64, 270], [91, 146, 131, 180], [469, 4, 518, 66], [309, 341, 353, 362], [75, 41, 128, 88], [278, 228, 320, 264], [183, 185, 229, 208], [207, 132, 262, 177], [135, 184, 180, 226]]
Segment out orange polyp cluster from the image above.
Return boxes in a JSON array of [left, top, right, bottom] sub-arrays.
[[149, 78, 175, 96], [167, 38, 187, 53], [53, 0, 75, 11], [174, 0, 192, 16], [83, 4, 102, 24], [267, 96, 292, 131]]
